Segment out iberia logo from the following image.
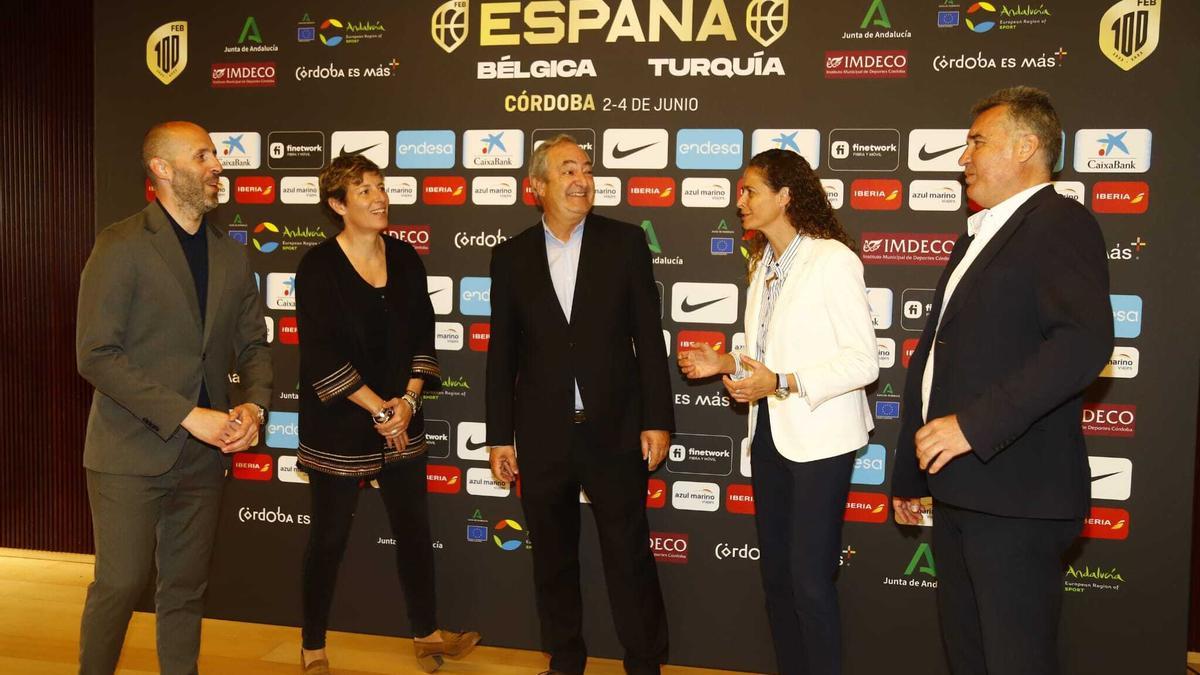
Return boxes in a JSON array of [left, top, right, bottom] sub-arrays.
[[426, 464, 462, 494], [521, 177, 538, 206], [646, 478, 667, 509], [234, 176, 276, 204], [1082, 507, 1130, 540], [726, 484, 755, 515], [850, 179, 903, 210], [844, 490, 888, 523], [1091, 181, 1149, 214], [493, 518, 526, 550], [627, 177, 676, 207], [422, 176, 467, 205], [232, 452, 273, 481], [901, 338, 920, 367], [678, 330, 726, 353]]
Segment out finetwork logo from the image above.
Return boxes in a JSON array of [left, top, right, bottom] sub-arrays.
[[908, 129, 967, 171], [395, 130, 456, 169], [331, 130, 389, 168], [1072, 129, 1151, 173], [829, 129, 900, 171], [1089, 456, 1132, 501], [671, 282, 738, 324], [666, 433, 734, 477], [426, 276, 453, 315], [861, 233, 957, 266], [851, 444, 886, 485], [268, 131, 324, 170], [751, 128, 820, 168], [1110, 294, 1142, 338], [900, 288, 934, 331], [603, 129, 669, 169], [266, 411, 299, 449], [1092, 181, 1149, 214], [463, 129, 525, 169], [675, 129, 743, 170]]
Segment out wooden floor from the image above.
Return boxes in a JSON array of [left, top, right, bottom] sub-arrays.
[[0, 548, 735, 674], [5, 547, 1199, 675]]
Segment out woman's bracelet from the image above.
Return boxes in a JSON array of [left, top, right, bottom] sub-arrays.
[[401, 390, 422, 413]]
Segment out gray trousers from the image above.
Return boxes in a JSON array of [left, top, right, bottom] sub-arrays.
[[79, 439, 225, 675]]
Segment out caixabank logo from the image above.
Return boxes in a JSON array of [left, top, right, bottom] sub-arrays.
[[432, 0, 790, 52]]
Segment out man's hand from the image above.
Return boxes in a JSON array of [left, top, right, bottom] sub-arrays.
[[678, 343, 727, 380], [893, 497, 931, 526], [915, 414, 972, 474], [489, 445, 519, 484], [183, 407, 243, 451], [218, 403, 262, 454], [722, 355, 776, 403], [641, 430, 670, 471]]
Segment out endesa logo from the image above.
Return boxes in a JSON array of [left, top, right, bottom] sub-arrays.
[[844, 491, 888, 523], [395, 130, 456, 169], [628, 177, 676, 207], [1082, 403, 1136, 437], [278, 316, 299, 345], [422, 176, 467, 205], [861, 232, 956, 266], [850, 179, 903, 210], [234, 176, 276, 204], [678, 330, 725, 353], [265, 411, 299, 449], [901, 338, 920, 367], [232, 452, 273, 481], [649, 532, 689, 564], [851, 445, 886, 486], [675, 128, 743, 170], [384, 225, 431, 255], [646, 478, 667, 509], [726, 484, 755, 514], [426, 464, 463, 494], [469, 322, 491, 352], [1082, 507, 1130, 540], [1092, 181, 1149, 214], [1110, 294, 1142, 338]]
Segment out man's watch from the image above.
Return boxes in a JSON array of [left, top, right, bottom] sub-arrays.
[[773, 372, 790, 400]]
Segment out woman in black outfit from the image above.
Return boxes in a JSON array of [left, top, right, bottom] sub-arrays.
[[295, 154, 479, 674]]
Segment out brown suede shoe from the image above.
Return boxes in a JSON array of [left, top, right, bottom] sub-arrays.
[[413, 629, 482, 672]]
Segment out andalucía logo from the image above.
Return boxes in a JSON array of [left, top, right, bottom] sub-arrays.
[[1064, 563, 1126, 593], [253, 222, 279, 253], [493, 519, 527, 551], [883, 542, 937, 588]]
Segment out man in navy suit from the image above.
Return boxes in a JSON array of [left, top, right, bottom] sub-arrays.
[[891, 87, 1113, 675]]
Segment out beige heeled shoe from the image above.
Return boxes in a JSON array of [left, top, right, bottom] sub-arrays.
[[300, 648, 330, 674], [413, 629, 482, 672]]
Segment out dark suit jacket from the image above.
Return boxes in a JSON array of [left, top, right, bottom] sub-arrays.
[[77, 202, 272, 476], [891, 186, 1113, 519], [485, 214, 674, 461]]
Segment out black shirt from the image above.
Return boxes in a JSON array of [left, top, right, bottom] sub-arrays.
[[159, 201, 211, 408]]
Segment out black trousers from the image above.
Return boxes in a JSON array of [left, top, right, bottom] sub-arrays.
[[520, 420, 667, 675], [751, 403, 855, 675], [933, 501, 1081, 675], [301, 457, 436, 649]]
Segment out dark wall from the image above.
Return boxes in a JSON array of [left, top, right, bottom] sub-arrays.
[[0, 2, 95, 553]]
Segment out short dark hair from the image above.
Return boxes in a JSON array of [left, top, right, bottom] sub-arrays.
[[971, 85, 1062, 173], [319, 154, 382, 228]]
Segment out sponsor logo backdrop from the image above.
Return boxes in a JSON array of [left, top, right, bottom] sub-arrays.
[[96, 2, 1197, 673]]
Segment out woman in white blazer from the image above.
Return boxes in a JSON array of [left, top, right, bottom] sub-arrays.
[[679, 149, 878, 675]]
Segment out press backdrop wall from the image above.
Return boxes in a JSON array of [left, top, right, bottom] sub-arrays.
[[94, 2, 1198, 672]]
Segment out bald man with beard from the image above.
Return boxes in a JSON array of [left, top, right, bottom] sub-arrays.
[[76, 121, 272, 674]]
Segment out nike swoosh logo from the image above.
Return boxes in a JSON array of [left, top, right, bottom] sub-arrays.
[[428, 288, 445, 296], [681, 296, 726, 313], [612, 141, 658, 159], [918, 142, 967, 162], [1090, 471, 1122, 483], [465, 436, 487, 451], [339, 143, 380, 156]]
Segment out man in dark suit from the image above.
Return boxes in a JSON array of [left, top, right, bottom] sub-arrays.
[[76, 121, 272, 674], [486, 135, 674, 675], [891, 87, 1113, 675]]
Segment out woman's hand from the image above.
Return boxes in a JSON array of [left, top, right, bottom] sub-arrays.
[[678, 343, 728, 380], [722, 355, 777, 403], [374, 398, 410, 450]]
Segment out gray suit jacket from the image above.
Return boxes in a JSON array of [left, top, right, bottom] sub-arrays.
[[77, 202, 272, 476]]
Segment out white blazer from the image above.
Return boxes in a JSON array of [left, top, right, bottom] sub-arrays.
[[744, 237, 878, 463]]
